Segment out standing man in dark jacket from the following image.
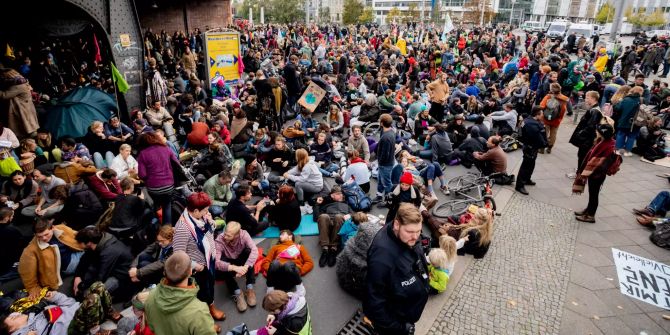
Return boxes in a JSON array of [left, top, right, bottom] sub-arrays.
[[314, 185, 352, 267], [374, 114, 396, 203], [516, 107, 548, 195], [569, 91, 603, 169], [74, 226, 133, 297], [337, 49, 349, 93], [283, 55, 303, 113], [364, 203, 429, 335]]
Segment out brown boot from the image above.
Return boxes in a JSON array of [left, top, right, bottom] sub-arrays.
[[637, 215, 655, 227], [209, 303, 226, 321], [234, 293, 248, 312], [575, 214, 596, 223], [245, 289, 257, 307]]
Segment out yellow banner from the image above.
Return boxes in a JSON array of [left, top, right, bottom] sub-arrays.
[[205, 32, 241, 86]]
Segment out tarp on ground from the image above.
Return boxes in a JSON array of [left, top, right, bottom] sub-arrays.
[[45, 87, 117, 139]]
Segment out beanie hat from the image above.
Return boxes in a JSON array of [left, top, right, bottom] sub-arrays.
[[399, 171, 413, 185], [134, 119, 147, 127]]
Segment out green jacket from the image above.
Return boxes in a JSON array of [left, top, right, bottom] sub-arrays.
[[428, 264, 449, 293], [203, 175, 233, 207], [145, 279, 216, 335]]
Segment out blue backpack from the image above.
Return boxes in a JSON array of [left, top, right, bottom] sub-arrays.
[[342, 181, 371, 212]]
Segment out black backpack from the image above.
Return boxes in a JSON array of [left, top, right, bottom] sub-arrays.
[[651, 221, 670, 250]]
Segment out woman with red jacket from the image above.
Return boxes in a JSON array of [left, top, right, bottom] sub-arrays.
[[87, 168, 122, 204], [573, 124, 617, 223]]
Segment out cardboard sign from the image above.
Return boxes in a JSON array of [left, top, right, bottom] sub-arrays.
[[298, 82, 327, 113], [119, 34, 131, 48], [612, 248, 670, 310]]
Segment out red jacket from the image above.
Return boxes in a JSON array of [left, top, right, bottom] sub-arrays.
[[186, 122, 210, 146], [87, 173, 122, 201]]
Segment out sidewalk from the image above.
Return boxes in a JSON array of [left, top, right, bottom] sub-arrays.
[[420, 119, 670, 334]]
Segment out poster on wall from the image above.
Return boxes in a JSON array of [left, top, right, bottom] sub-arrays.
[[612, 248, 670, 310], [298, 82, 327, 113], [204, 31, 241, 89]]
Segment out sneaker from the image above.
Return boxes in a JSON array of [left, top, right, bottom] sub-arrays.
[[440, 186, 450, 195], [319, 249, 329, 268], [566, 172, 576, 179], [245, 289, 257, 307], [371, 195, 383, 204], [623, 151, 633, 157], [234, 293, 248, 312]]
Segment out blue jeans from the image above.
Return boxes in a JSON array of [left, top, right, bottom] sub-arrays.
[[600, 85, 618, 107], [318, 162, 339, 176], [663, 62, 670, 77], [420, 162, 443, 182], [649, 191, 670, 216], [377, 164, 394, 196], [615, 128, 639, 152], [93, 151, 116, 169], [209, 205, 224, 217], [64, 251, 84, 275]]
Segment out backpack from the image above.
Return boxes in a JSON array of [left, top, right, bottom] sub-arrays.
[[650, 221, 670, 250], [342, 181, 371, 212], [634, 104, 654, 127], [543, 95, 562, 121], [605, 152, 623, 176]]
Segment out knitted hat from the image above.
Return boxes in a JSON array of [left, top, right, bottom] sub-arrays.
[[399, 171, 413, 185], [134, 119, 147, 127]]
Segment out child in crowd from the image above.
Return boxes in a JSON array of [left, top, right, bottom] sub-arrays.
[[428, 235, 469, 294], [251, 289, 311, 335]]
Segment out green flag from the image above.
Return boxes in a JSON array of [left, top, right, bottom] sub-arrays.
[[111, 62, 129, 94]]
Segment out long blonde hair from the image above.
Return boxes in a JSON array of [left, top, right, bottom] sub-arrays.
[[438, 235, 458, 264], [295, 148, 309, 170], [459, 208, 493, 247], [611, 85, 631, 105]]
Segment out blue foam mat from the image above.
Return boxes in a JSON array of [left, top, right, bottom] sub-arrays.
[[260, 214, 318, 238]]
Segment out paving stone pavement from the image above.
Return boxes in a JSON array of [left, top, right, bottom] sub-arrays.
[[427, 193, 579, 335]]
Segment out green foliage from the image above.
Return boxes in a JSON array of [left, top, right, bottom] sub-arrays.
[[626, 7, 668, 27], [404, 3, 420, 23], [343, 0, 365, 24], [237, 0, 262, 20], [386, 7, 402, 23], [359, 6, 375, 23], [595, 2, 615, 24], [268, 0, 305, 23]]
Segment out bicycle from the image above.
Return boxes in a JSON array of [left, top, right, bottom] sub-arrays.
[[431, 172, 499, 218]]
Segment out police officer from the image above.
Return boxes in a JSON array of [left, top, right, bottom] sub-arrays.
[[516, 106, 548, 195], [364, 203, 430, 335]]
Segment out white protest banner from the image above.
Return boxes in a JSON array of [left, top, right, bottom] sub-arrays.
[[612, 248, 670, 310], [298, 81, 327, 113]]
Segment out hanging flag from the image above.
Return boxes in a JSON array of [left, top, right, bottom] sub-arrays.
[[93, 34, 102, 64], [441, 13, 454, 42], [111, 63, 129, 94], [5, 44, 14, 60]]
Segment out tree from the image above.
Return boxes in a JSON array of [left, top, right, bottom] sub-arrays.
[[359, 7, 375, 23], [386, 7, 402, 24], [462, 0, 495, 24], [238, 0, 262, 20], [343, 0, 364, 24], [319, 7, 331, 22], [268, 0, 305, 23], [404, 3, 420, 23], [595, 2, 615, 24]]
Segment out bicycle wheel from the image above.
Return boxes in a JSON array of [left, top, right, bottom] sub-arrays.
[[432, 200, 471, 218], [447, 173, 480, 192], [363, 122, 381, 138]]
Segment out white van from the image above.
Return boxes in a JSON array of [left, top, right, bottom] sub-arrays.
[[521, 21, 544, 32], [566, 23, 595, 38], [546, 21, 570, 40]]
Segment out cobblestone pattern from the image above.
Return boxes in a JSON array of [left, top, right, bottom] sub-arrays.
[[428, 193, 579, 335]]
